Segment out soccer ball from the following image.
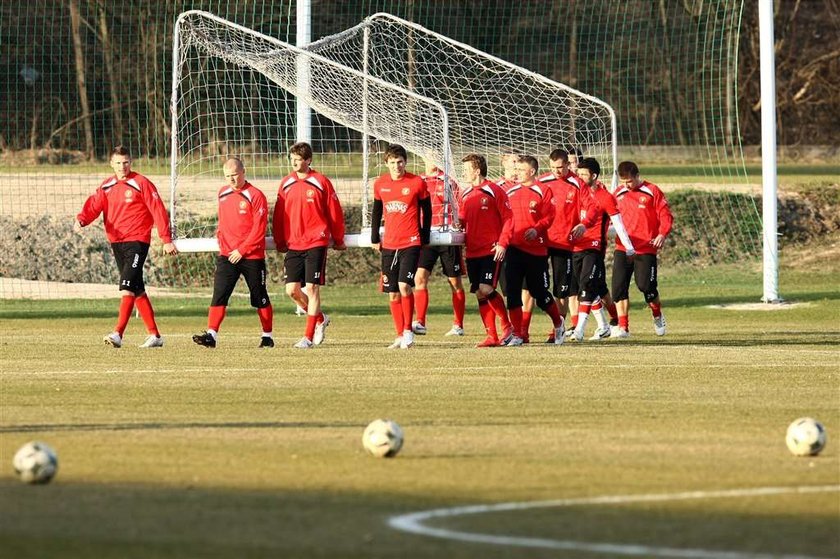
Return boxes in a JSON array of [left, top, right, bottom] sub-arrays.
[[785, 417, 827, 457], [362, 419, 404, 458], [13, 441, 59, 484]]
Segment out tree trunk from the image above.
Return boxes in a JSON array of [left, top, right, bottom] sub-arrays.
[[68, 0, 95, 159], [98, 1, 124, 145]]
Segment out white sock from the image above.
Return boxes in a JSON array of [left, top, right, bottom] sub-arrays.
[[262, 332, 272, 338], [576, 313, 589, 332], [207, 329, 218, 339]]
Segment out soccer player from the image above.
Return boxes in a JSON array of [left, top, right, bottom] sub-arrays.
[[272, 142, 346, 349], [459, 154, 514, 347], [75, 145, 177, 348], [539, 148, 586, 343], [569, 157, 636, 342], [412, 158, 466, 337], [193, 157, 273, 348], [566, 146, 584, 174], [370, 145, 432, 349], [611, 161, 674, 337], [503, 155, 565, 346], [495, 150, 520, 192]]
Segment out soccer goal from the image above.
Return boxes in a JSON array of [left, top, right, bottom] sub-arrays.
[[305, 12, 618, 184], [170, 10, 461, 251]]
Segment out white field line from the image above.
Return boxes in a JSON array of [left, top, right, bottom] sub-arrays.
[[388, 485, 840, 559]]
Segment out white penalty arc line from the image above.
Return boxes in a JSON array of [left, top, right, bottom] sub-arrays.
[[388, 485, 840, 559]]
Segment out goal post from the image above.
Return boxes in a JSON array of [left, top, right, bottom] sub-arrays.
[[169, 10, 461, 252]]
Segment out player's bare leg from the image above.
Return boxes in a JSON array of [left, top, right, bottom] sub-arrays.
[[566, 294, 579, 338]]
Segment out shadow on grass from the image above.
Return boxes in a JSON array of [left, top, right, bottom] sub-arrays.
[[0, 479, 837, 559]]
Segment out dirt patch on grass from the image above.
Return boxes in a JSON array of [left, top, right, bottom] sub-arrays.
[[707, 301, 812, 311]]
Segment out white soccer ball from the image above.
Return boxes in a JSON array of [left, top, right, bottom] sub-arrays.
[[785, 417, 827, 457], [362, 419, 404, 458], [13, 441, 59, 484]]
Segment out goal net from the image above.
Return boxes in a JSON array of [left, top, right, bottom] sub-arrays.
[[305, 12, 617, 185], [171, 10, 459, 250]]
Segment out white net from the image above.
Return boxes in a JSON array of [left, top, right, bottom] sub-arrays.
[[306, 12, 617, 184], [171, 10, 457, 249]]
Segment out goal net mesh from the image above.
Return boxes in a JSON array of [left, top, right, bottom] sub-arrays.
[[172, 10, 454, 248], [306, 13, 617, 184]]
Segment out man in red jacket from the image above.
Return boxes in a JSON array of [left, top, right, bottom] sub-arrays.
[[272, 142, 346, 349], [75, 145, 177, 348], [193, 157, 273, 348], [459, 154, 514, 347], [611, 161, 674, 337], [503, 155, 566, 345], [370, 144, 432, 349]]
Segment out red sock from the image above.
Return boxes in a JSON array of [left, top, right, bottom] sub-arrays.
[[544, 300, 563, 328], [305, 314, 317, 340], [487, 291, 511, 329], [257, 305, 273, 333], [317, 312, 325, 325], [134, 293, 159, 336], [606, 301, 618, 322], [414, 289, 429, 325], [401, 293, 414, 332], [591, 300, 602, 312], [478, 298, 498, 339], [389, 300, 403, 335], [649, 301, 662, 318], [522, 310, 532, 339], [619, 315, 629, 330], [570, 314, 579, 328], [509, 307, 523, 337], [452, 290, 466, 327], [208, 305, 227, 332], [115, 294, 135, 336]]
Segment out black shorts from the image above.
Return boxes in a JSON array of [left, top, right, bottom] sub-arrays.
[[466, 255, 502, 293], [504, 246, 553, 310], [111, 241, 149, 295], [417, 245, 464, 277], [283, 247, 327, 285], [573, 250, 608, 303], [611, 251, 659, 302], [548, 248, 575, 298], [380, 246, 421, 293], [211, 256, 271, 308]]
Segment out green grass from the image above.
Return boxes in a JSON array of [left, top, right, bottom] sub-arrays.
[[1, 266, 839, 558]]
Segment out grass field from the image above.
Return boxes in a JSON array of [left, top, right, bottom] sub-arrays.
[[1, 266, 838, 559]]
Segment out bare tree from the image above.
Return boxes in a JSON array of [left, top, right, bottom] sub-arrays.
[[68, 0, 95, 159]]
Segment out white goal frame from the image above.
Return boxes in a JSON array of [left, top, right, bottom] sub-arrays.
[[169, 10, 463, 252]]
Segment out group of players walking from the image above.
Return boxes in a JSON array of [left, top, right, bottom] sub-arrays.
[[75, 142, 672, 349]]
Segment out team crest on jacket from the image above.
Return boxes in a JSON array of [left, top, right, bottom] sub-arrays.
[[401, 187, 410, 196], [529, 200, 537, 209], [124, 190, 133, 199], [307, 189, 315, 198], [385, 201, 409, 214], [480, 197, 488, 209]]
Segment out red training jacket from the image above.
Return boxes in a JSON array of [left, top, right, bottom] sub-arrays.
[[420, 168, 460, 228], [77, 172, 172, 245], [459, 179, 513, 259], [613, 180, 674, 255], [272, 169, 345, 251], [574, 182, 620, 254], [539, 171, 584, 251], [216, 182, 268, 259], [505, 182, 556, 256]]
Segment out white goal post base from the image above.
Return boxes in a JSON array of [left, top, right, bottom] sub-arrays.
[[173, 230, 465, 253]]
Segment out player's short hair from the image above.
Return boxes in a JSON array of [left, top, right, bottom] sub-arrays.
[[384, 144, 408, 162], [518, 155, 539, 173], [548, 149, 569, 163], [289, 141, 313, 160], [577, 157, 601, 177], [617, 161, 640, 178], [566, 146, 584, 159], [110, 145, 131, 159], [461, 153, 487, 177], [224, 156, 245, 172]]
